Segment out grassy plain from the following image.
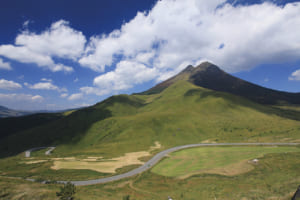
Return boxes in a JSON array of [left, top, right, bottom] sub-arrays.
[[1, 148, 300, 200], [151, 146, 300, 177]]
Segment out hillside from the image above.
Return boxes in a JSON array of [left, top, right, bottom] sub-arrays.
[[143, 62, 300, 105], [1, 76, 300, 158]]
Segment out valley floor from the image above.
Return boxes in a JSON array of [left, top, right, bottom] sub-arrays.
[[1, 145, 300, 200]]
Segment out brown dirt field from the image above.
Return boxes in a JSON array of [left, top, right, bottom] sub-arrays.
[[51, 142, 161, 173], [178, 159, 255, 179], [51, 151, 151, 173]]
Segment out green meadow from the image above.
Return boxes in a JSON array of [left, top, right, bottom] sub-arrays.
[[151, 146, 300, 177], [1, 148, 300, 200]]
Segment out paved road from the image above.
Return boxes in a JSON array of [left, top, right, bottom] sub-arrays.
[[49, 143, 299, 186], [25, 146, 56, 157]]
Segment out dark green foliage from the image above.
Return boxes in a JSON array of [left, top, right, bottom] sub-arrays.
[[56, 182, 76, 200], [0, 106, 112, 157], [122, 195, 130, 200], [0, 113, 63, 140]]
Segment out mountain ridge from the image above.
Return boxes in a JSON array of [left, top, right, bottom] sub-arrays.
[[0, 105, 32, 118], [142, 62, 300, 105]]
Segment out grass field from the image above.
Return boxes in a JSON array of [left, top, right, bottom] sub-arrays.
[[1, 147, 300, 200], [151, 146, 300, 178]]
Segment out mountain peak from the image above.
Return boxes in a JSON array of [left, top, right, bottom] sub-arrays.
[[141, 61, 300, 105], [180, 62, 222, 75], [194, 62, 222, 72], [181, 65, 194, 73]]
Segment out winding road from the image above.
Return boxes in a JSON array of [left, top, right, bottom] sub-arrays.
[[34, 142, 299, 186], [25, 146, 56, 157]]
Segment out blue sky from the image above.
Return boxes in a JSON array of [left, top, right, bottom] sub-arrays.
[[0, 0, 300, 110]]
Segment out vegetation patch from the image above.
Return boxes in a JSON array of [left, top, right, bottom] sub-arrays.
[[151, 146, 300, 177]]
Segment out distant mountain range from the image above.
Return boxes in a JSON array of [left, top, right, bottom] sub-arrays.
[[0, 105, 33, 118], [0, 105, 80, 118]]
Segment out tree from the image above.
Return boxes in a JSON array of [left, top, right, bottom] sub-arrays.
[[56, 182, 76, 200], [123, 195, 130, 200]]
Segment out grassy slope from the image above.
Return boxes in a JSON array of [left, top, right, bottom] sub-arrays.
[[151, 146, 300, 177], [65, 80, 300, 157], [1, 80, 300, 159]]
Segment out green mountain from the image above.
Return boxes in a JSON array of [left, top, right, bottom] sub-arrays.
[[143, 62, 300, 105], [0, 62, 300, 158]]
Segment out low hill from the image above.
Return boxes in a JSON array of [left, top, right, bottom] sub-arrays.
[[143, 62, 300, 105]]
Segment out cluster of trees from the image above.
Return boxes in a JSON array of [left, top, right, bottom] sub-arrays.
[[56, 182, 131, 200], [56, 182, 76, 200]]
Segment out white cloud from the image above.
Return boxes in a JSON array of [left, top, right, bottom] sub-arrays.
[[23, 20, 31, 29], [60, 93, 68, 98], [0, 58, 12, 70], [31, 95, 44, 101], [0, 20, 85, 72], [93, 60, 158, 92], [0, 93, 43, 103], [16, 20, 86, 60], [75, 103, 92, 108], [0, 79, 22, 90], [79, 0, 300, 75], [289, 69, 300, 81], [0, 93, 44, 110], [41, 78, 53, 82], [25, 82, 67, 92], [0, 45, 73, 73], [80, 86, 110, 96], [68, 93, 83, 100]]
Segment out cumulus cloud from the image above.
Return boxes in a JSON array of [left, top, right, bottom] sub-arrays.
[[0, 93, 44, 110], [289, 69, 300, 81], [80, 86, 109, 96], [25, 81, 67, 92], [0, 20, 86, 72], [41, 78, 53, 82], [91, 60, 158, 93], [0, 93, 43, 104], [0, 58, 12, 70], [68, 93, 83, 100], [0, 79, 22, 90], [79, 0, 300, 75], [60, 93, 68, 98]]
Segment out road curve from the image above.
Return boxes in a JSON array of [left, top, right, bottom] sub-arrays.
[[25, 146, 56, 157], [50, 143, 299, 186]]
